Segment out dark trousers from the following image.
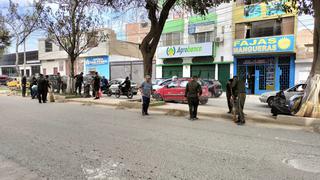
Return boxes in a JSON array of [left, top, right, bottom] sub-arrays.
[[57, 83, 61, 94], [188, 97, 199, 119], [238, 93, 246, 122], [37, 90, 46, 103], [227, 93, 232, 112], [44, 90, 48, 102], [142, 96, 150, 114], [75, 83, 82, 95], [22, 85, 26, 97]]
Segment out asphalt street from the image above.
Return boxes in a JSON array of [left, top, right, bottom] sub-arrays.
[[0, 96, 320, 180]]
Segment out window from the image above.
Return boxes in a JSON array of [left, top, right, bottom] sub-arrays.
[[221, 26, 225, 34], [87, 31, 99, 47], [43, 68, 46, 75], [194, 32, 213, 43], [161, 32, 182, 46], [167, 81, 178, 88], [45, 40, 52, 52], [221, 56, 224, 62], [251, 20, 281, 37], [180, 81, 189, 88]]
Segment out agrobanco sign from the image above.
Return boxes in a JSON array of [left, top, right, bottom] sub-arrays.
[[157, 42, 214, 58], [233, 35, 295, 55]]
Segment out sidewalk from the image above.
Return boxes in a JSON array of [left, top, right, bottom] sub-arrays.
[[64, 95, 320, 129]]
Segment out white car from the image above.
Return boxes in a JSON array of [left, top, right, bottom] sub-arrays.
[[109, 78, 138, 95], [259, 83, 307, 107]]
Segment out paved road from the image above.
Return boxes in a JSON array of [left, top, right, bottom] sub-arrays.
[[0, 96, 319, 180]]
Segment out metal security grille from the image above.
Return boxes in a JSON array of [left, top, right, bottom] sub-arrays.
[[278, 57, 291, 90], [255, 65, 266, 90], [191, 65, 215, 80]]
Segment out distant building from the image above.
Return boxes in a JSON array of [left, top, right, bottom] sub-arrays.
[[0, 50, 40, 77], [232, 0, 297, 94], [295, 29, 313, 84], [38, 28, 146, 83], [125, 22, 150, 44]]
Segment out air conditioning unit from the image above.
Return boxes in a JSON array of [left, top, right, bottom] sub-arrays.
[[215, 36, 224, 43]]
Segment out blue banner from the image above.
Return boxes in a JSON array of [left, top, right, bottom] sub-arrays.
[[85, 56, 109, 79], [233, 35, 295, 55]]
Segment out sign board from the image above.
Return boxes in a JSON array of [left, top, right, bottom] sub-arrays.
[[157, 42, 214, 59], [85, 56, 109, 79], [233, 35, 295, 55]]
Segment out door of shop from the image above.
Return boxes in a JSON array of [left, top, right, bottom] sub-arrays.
[[218, 64, 230, 91], [162, 66, 183, 79], [191, 65, 215, 79]]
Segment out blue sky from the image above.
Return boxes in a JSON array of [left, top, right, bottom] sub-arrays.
[[0, 0, 315, 54]]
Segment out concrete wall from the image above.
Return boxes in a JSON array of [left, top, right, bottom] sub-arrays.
[[295, 60, 313, 84]]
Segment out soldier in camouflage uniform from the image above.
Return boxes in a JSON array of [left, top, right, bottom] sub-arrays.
[[231, 76, 246, 125]]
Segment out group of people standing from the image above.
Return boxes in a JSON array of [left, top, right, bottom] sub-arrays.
[[74, 71, 103, 99], [22, 74, 51, 104]]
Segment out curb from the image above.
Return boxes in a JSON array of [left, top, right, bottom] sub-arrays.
[[63, 98, 320, 129]]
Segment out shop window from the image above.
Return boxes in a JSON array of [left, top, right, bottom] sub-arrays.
[[43, 68, 47, 75], [192, 57, 214, 64], [45, 40, 52, 52], [194, 32, 213, 43], [161, 32, 182, 46]]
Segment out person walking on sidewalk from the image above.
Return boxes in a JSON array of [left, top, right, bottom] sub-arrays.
[[75, 72, 84, 96], [139, 75, 153, 116], [21, 76, 27, 97], [231, 76, 246, 125], [185, 75, 202, 121], [226, 78, 233, 113], [93, 72, 101, 100]]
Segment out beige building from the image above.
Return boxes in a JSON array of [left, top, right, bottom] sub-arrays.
[[295, 29, 314, 84], [39, 28, 145, 82]]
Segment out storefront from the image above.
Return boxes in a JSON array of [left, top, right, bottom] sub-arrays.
[[233, 35, 295, 95], [85, 56, 110, 79], [156, 42, 216, 79]]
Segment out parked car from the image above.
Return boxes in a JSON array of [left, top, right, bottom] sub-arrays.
[[109, 78, 139, 95], [259, 83, 307, 107], [153, 78, 210, 104], [0, 75, 9, 85], [6, 78, 21, 88], [202, 79, 223, 98]]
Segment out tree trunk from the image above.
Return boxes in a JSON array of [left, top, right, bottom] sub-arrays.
[[15, 42, 20, 77], [67, 56, 76, 94], [296, 0, 320, 118], [142, 50, 154, 77]]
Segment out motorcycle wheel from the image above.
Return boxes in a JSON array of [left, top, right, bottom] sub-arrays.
[[127, 90, 133, 99], [107, 90, 112, 97], [115, 90, 121, 98]]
